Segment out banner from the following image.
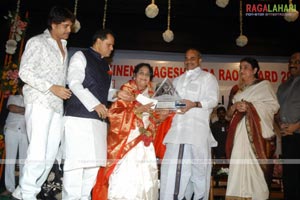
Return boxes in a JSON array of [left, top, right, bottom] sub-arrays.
[[69, 48, 289, 107]]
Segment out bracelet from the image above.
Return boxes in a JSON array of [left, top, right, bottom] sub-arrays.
[[194, 101, 200, 108]]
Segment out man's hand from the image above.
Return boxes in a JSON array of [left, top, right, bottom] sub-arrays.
[[178, 99, 195, 114], [49, 85, 72, 100], [94, 103, 108, 119], [281, 122, 300, 136]]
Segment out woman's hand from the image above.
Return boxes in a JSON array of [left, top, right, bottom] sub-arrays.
[[117, 90, 135, 101], [155, 109, 171, 123], [134, 103, 154, 114], [235, 100, 248, 112]]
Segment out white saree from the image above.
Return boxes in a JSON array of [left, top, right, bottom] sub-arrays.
[[226, 80, 279, 200], [107, 113, 159, 200]]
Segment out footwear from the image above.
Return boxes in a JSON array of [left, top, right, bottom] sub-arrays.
[[11, 186, 22, 200], [9, 194, 21, 200], [10, 197, 21, 200], [0, 190, 12, 196]]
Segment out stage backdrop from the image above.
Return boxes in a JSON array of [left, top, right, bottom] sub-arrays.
[[69, 48, 289, 107]]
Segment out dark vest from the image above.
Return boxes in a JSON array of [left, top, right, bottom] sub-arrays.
[[64, 48, 111, 121]]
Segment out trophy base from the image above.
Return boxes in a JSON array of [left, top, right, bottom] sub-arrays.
[[155, 101, 186, 110]]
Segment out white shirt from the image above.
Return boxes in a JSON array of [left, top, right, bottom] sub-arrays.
[[19, 29, 68, 114], [163, 67, 219, 146], [5, 95, 26, 133]]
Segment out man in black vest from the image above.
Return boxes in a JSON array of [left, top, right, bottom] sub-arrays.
[[62, 29, 133, 199]]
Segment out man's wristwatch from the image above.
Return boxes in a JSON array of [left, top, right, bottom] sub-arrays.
[[194, 101, 200, 108]]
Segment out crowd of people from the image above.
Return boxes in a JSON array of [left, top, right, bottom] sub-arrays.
[[0, 4, 299, 200]]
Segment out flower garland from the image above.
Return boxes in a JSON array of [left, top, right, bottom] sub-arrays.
[[162, 0, 174, 43], [72, 0, 81, 33], [1, 0, 27, 98], [145, 0, 159, 18], [284, 0, 299, 22], [128, 80, 158, 146], [216, 0, 229, 8], [4, 0, 28, 55], [236, 0, 248, 47], [102, 0, 108, 29], [0, 61, 20, 98]]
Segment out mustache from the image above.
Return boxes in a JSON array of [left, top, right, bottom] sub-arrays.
[[289, 66, 297, 70]]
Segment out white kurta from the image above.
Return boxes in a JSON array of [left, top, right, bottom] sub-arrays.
[[226, 80, 280, 200], [108, 113, 159, 200]]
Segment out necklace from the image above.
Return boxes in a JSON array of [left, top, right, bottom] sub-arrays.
[[241, 78, 258, 91]]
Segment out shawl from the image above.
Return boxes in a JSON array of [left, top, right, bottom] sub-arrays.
[[92, 80, 159, 200]]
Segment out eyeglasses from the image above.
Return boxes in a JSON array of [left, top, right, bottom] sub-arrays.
[[289, 60, 300, 65], [137, 72, 151, 77]]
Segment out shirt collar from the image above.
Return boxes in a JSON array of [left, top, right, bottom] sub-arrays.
[[44, 29, 67, 47]]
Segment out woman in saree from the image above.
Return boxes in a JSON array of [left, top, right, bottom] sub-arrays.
[[92, 63, 169, 200], [225, 57, 280, 200]]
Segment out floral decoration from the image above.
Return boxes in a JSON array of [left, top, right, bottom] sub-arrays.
[[72, 0, 81, 33], [107, 70, 113, 76], [284, 0, 299, 22], [284, 9, 299, 22], [4, 10, 28, 55], [162, 29, 174, 43], [236, 35, 248, 47], [216, 0, 229, 8], [129, 80, 157, 146], [145, 3, 159, 18], [0, 61, 20, 98], [71, 19, 81, 33]]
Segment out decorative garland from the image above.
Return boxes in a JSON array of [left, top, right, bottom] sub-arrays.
[[102, 0, 108, 29], [162, 0, 174, 43], [236, 0, 248, 47], [72, 0, 81, 33], [1, 0, 28, 99], [284, 0, 299, 22], [216, 0, 229, 8], [145, 0, 159, 18]]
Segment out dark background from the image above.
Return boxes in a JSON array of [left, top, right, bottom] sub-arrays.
[[0, 0, 299, 63]]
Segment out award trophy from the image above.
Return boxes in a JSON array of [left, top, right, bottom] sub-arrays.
[[153, 78, 186, 110]]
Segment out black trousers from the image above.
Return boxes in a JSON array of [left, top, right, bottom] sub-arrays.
[[282, 134, 300, 200]]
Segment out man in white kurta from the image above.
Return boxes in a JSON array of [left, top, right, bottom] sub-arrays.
[[160, 48, 219, 200]]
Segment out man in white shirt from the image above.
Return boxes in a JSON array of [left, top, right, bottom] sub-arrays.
[[12, 6, 75, 200], [160, 48, 219, 200], [1, 83, 28, 197]]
